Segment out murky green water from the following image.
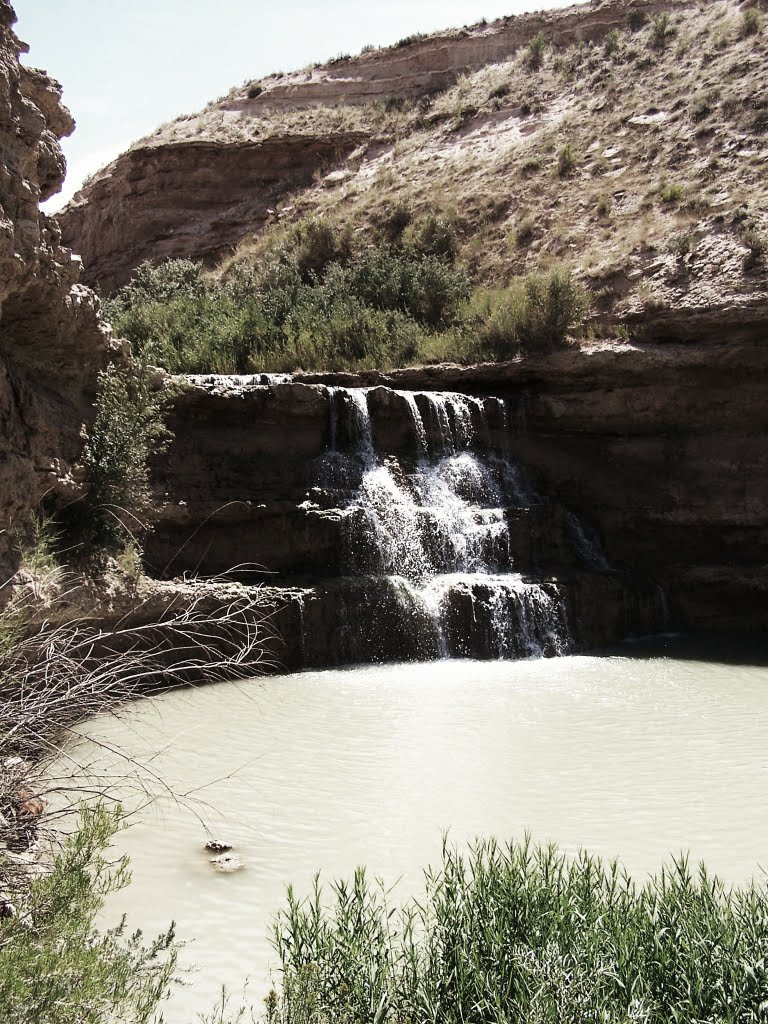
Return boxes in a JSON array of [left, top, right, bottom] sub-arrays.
[[59, 639, 768, 1021]]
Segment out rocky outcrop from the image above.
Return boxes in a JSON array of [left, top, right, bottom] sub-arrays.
[[0, 0, 109, 578]]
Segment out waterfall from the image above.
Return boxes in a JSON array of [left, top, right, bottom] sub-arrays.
[[319, 386, 570, 661]]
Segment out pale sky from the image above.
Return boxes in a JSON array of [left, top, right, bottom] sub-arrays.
[[15, 0, 585, 210]]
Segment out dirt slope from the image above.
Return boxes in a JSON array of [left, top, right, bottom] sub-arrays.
[[56, 0, 767, 339]]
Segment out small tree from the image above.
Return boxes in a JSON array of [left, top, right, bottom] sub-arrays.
[[78, 361, 171, 553]]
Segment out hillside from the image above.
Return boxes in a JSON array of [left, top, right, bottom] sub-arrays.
[[58, 0, 768, 345]]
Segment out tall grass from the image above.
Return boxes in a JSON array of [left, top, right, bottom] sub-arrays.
[[267, 836, 768, 1024]]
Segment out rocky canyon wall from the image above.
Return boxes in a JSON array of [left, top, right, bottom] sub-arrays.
[[0, 0, 108, 578]]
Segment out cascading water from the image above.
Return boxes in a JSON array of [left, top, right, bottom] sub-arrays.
[[318, 387, 570, 661]]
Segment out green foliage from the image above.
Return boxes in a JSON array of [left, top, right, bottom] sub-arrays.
[[742, 227, 767, 270], [469, 269, 590, 359], [267, 836, 768, 1024], [14, 511, 59, 581], [513, 214, 535, 247], [742, 8, 762, 36], [596, 194, 612, 218], [667, 234, 693, 258], [659, 182, 684, 205], [280, 217, 354, 282], [525, 33, 546, 70], [379, 199, 413, 242], [627, 9, 647, 31], [603, 28, 621, 56], [77, 361, 171, 551], [394, 33, 425, 48], [0, 804, 177, 1024], [402, 211, 460, 262], [650, 13, 675, 50], [107, 211, 466, 375], [556, 143, 577, 178]]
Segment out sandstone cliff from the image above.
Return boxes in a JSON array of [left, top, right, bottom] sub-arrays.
[[0, 0, 109, 577]]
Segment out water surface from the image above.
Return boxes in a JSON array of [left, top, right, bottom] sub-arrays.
[[60, 641, 768, 1020]]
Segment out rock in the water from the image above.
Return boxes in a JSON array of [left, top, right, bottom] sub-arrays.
[[210, 853, 243, 873], [205, 839, 233, 853]]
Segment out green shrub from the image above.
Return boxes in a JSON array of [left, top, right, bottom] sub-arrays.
[[470, 269, 590, 358], [489, 81, 511, 100], [650, 13, 675, 50], [403, 211, 460, 262], [659, 182, 684, 205], [741, 227, 767, 270], [380, 198, 413, 242], [526, 33, 547, 70], [596, 194, 612, 218], [603, 28, 621, 56], [395, 33, 425, 48], [513, 214, 535, 246], [282, 216, 354, 282], [666, 234, 693, 257], [0, 804, 177, 1024], [627, 9, 647, 31], [556, 143, 577, 178], [742, 8, 762, 36], [77, 361, 171, 551], [267, 837, 768, 1024]]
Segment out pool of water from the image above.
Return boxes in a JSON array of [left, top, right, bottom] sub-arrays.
[[57, 638, 768, 1020]]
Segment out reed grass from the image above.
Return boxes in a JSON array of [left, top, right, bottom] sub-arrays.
[[267, 836, 768, 1023]]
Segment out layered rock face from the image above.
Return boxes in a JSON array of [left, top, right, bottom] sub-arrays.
[[0, 1, 108, 577], [144, 337, 766, 669]]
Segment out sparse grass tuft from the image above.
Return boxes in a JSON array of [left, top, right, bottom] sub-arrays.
[[741, 227, 767, 270], [513, 215, 535, 247], [666, 234, 693, 258], [596, 194, 612, 218]]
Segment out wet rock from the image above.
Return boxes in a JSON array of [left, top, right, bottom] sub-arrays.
[[210, 853, 244, 873], [204, 840, 233, 853]]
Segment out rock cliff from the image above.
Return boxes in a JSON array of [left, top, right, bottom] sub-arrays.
[[0, 0, 108, 577]]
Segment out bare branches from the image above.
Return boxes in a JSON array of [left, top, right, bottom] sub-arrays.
[[0, 580, 273, 855]]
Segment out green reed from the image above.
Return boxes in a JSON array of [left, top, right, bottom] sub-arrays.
[[267, 836, 768, 1023]]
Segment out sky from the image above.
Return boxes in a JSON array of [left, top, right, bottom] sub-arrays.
[[14, 0, 586, 211]]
